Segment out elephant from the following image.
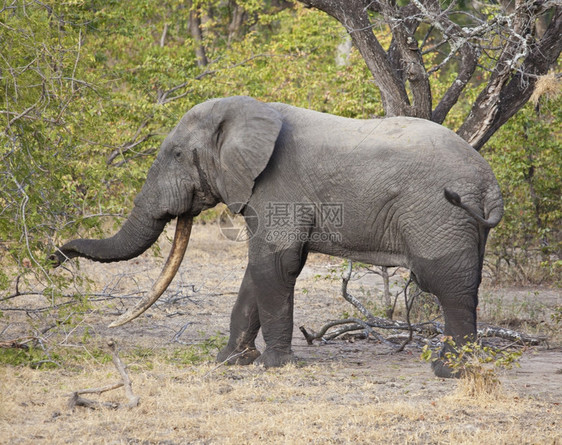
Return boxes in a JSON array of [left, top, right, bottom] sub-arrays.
[[52, 96, 503, 378]]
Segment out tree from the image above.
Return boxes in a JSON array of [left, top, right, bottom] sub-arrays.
[[298, 0, 561, 150], [0, 1, 559, 290]]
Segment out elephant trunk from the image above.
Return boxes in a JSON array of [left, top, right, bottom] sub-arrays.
[[52, 204, 194, 327], [54, 205, 170, 264], [109, 214, 192, 327]]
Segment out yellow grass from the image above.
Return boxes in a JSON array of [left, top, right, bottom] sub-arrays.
[[530, 72, 561, 106], [2, 225, 560, 443], [1, 359, 560, 444]]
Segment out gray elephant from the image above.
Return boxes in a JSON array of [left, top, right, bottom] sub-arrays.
[[52, 96, 503, 377]]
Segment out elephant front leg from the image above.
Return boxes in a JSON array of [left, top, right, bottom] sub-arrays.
[[216, 268, 262, 365], [253, 285, 296, 368], [251, 246, 307, 368]]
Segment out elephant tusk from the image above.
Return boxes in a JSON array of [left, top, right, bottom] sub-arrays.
[[108, 214, 193, 328]]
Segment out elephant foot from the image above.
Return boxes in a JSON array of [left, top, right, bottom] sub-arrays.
[[431, 359, 462, 379], [216, 346, 261, 365], [254, 348, 295, 368]]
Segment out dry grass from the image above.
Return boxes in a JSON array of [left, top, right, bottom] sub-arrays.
[[530, 72, 561, 106], [455, 368, 503, 400], [1, 357, 560, 444], [2, 224, 561, 443]]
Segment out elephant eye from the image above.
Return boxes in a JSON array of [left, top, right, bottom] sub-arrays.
[[174, 150, 182, 160]]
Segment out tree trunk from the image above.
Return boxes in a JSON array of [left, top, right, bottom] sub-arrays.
[[188, 8, 208, 67], [299, 0, 562, 149], [457, 6, 562, 150], [301, 0, 414, 116], [228, 2, 247, 42]]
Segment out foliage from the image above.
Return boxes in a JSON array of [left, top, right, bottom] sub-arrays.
[[0, 0, 560, 303], [0, 343, 61, 368], [0, 332, 227, 369], [552, 305, 562, 325], [0, 3, 377, 285], [421, 340, 522, 397], [168, 333, 228, 365], [483, 95, 561, 284]]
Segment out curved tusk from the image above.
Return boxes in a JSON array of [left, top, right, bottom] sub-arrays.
[[108, 214, 193, 328]]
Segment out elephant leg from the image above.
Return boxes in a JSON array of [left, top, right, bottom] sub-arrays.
[[251, 244, 308, 368], [411, 249, 480, 378], [216, 268, 262, 365]]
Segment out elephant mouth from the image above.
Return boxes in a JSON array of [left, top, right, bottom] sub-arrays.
[[108, 213, 193, 327]]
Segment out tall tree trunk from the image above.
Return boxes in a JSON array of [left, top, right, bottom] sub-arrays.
[[299, 0, 562, 150], [189, 8, 208, 67], [302, 0, 414, 116], [228, 2, 247, 43], [457, 6, 562, 150]]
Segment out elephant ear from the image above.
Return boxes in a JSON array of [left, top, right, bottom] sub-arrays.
[[212, 96, 283, 213]]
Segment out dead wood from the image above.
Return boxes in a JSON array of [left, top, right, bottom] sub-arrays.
[[0, 335, 36, 349], [107, 339, 140, 408], [300, 262, 547, 349], [68, 339, 139, 411]]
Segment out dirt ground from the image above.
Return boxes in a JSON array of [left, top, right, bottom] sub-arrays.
[[1, 222, 561, 444]]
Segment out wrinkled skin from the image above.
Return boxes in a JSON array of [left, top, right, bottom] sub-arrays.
[[53, 96, 503, 378]]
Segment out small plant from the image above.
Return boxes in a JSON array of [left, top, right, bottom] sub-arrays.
[[169, 333, 227, 365], [0, 343, 60, 369], [421, 339, 522, 397], [552, 305, 562, 325], [199, 333, 228, 356]]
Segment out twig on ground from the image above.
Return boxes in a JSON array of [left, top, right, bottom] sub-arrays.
[[203, 348, 249, 379], [172, 321, 194, 344], [67, 339, 139, 411], [68, 383, 123, 410], [107, 339, 140, 408], [0, 335, 37, 349]]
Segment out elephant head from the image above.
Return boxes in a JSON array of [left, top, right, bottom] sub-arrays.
[[53, 96, 283, 327]]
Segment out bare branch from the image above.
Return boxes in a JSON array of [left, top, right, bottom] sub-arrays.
[[68, 340, 139, 410], [160, 23, 168, 47], [108, 340, 140, 408], [300, 0, 560, 143], [300, 262, 546, 348], [458, 5, 562, 149], [106, 116, 155, 166]]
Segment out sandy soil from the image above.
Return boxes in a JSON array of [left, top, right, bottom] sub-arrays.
[[1, 222, 560, 443]]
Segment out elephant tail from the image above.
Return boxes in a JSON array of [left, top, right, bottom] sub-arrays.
[[444, 188, 503, 229]]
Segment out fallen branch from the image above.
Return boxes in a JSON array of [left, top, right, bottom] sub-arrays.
[[300, 318, 442, 344], [300, 262, 547, 348], [68, 339, 139, 410], [107, 340, 140, 408], [300, 318, 546, 346], [0, 335, 37, 349], [68, 383, 123, 410], [478, 325, 547, 346]]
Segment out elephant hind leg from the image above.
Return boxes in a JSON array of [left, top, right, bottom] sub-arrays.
[[410, 249, 481, 378]]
